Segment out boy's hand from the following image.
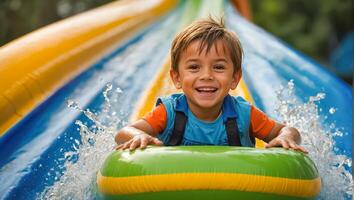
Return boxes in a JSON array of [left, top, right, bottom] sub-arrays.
[[116, 133, 163, 151], [264, 124, 308, 154], [265, 135, 308, 153], [114, 120, 162, 151]]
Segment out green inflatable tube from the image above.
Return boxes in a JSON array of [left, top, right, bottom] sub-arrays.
[[97, 146, 321, 200]]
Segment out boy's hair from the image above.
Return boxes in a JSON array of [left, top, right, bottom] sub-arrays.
[[170, 17, 243, 74]]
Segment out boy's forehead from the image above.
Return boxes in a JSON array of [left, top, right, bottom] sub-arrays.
[[184, 39, 230, 56]]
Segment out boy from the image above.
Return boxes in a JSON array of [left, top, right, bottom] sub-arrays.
[[115, 17, 307, 153]]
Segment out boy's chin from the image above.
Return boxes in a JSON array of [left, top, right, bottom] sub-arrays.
[[194, 99, 220, 109], [194, 90, 219, 99]]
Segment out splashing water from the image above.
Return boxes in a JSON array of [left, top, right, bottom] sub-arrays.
[[38, 84, 125, 199], [274, 80, 352, 199]]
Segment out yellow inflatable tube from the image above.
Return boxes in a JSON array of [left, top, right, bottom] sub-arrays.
[[0, 0, 177, 135]]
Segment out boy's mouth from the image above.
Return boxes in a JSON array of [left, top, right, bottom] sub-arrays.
[[195, 87, 218, 93]]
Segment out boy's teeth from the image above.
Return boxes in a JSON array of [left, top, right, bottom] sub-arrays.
[[197, 88, 217, 92]]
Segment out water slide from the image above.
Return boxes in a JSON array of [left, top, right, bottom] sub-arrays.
[[0, 0, 351, 199]]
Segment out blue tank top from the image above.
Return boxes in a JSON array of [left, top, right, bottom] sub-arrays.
[[156, 94, 254, 147]]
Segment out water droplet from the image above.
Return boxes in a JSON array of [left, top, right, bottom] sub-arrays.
[[287, 79, 294, 89], [66, 99, 79, 109], [309, 92, 326, 102], [317, 93, 326, 99], [334, 131, 343, 137], [106, 83, 112, 90], [329, 107, 336, 114], [116, 88, 123, 93], [88, 138, 95, 146]]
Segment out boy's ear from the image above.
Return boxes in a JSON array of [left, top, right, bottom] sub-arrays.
[[170, 69, 182, 89], [231, 71, 242, 90]]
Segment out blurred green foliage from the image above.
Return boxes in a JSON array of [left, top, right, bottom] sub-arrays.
[[250, 0, 353, 68], [0, 0, 114, 47]]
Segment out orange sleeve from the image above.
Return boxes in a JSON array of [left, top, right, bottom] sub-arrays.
[[250, 106, 275, 139], [143, 104, 167, 134]]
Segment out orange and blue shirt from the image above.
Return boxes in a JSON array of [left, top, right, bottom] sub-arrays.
[[144, 94, 275, 146]]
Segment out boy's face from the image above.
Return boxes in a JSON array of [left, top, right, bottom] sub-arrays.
[[170, 39, 241, 112]]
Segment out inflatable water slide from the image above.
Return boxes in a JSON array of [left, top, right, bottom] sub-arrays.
[[0, 0, 352, 199]]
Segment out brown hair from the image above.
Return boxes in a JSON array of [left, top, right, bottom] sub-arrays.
[[170, 17, 243, 74]]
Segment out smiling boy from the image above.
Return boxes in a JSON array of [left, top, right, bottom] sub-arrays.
[[115, 17, 307, 153]]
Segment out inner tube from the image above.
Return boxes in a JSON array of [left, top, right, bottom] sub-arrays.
[[97, 146, 321, 200]]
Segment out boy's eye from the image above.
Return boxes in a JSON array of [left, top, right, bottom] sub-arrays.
[[213, 64, 225, 71], [187, 64, 199, 71]]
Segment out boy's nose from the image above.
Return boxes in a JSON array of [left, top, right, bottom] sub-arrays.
[[200, 67, 213, 80]]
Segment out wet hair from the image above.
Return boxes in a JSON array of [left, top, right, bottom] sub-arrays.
[[170, 17, 243, 74]]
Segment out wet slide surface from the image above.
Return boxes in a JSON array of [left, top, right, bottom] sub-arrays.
[[0, 1, 352, 199]]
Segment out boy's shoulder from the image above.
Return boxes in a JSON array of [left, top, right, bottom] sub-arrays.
[[156, 93, 184, 106], [232, 95, 250, 105], [223, 95, 251, 116], [226, 95, 251, 106]]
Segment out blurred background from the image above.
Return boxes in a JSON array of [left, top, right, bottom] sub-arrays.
[[0, 0, 352, 84]]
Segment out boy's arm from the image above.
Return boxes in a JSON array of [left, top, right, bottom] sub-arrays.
[[115, 104, 167, 150], [263, 122, 308, 153], [250, 105, 307, 153]]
